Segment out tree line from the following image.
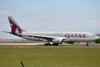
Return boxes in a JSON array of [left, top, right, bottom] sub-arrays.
[[94, 39, 100, 43]]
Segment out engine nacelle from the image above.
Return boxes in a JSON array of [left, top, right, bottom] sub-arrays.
[[53, 39, 63, 44]]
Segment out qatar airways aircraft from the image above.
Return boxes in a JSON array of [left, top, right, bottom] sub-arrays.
[[3, 16, 99, 46]]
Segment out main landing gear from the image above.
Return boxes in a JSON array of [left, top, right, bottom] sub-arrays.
[[44, 43, 58, 46], [44, 43, 51, 46], [52, 43, 58, 46]]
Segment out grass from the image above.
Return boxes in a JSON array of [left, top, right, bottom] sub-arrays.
[[0, 46, 100, 67]]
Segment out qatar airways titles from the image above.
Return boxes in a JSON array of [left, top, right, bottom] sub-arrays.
[[65, 33, 86, 38]]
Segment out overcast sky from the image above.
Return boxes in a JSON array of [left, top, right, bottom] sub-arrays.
[[0, 0, 100, 39]]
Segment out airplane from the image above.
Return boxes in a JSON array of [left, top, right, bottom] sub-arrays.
[[3, 16, 100, 46]]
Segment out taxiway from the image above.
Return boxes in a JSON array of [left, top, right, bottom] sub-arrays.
[[0, 43, 100, 47]]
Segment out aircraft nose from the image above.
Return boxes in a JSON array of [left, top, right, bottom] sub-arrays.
[[96, 36, 99, 39]]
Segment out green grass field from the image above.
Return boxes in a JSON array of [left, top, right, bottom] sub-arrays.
[[0, 46, 100, 67]]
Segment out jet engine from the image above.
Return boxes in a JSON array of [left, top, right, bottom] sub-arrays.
[[53, 39, 63, 44]]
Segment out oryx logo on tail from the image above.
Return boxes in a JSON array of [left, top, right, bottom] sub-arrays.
[[8, 16, 23, 35]]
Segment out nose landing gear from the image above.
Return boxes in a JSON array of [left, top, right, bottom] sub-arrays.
[[86, 42, 89, 46]]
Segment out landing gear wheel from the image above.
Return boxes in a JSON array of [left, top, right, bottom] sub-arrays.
[[44, 43, 51, 46], [56, 44, 58, 46], [52, 43, 58, 46]]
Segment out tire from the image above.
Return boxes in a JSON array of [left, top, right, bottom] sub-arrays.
[[44, 43, 51, 46], [52, 43, 58, 46]]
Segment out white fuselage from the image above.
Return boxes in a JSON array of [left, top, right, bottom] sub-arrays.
[[21, 32, 99, 42]]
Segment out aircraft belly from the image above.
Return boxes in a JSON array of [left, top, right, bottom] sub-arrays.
[[69, 38, 97, 42]]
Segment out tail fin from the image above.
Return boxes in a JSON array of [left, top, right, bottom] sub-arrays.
[[8, 16, 24, 35]]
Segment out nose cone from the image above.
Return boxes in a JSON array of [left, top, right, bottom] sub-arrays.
[[96, 36, 99, 39]]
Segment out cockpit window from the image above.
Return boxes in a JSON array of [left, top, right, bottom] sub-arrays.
[[92, 35, 95, 36]]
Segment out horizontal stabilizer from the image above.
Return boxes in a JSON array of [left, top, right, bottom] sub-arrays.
[[2, 31, 11, 33]]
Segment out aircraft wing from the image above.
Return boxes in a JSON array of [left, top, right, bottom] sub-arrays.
[[22, 34, 64, 42], [2, 31, 64, 42]]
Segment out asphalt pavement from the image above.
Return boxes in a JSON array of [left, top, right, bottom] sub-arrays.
[[0, 43, 100, 47]]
